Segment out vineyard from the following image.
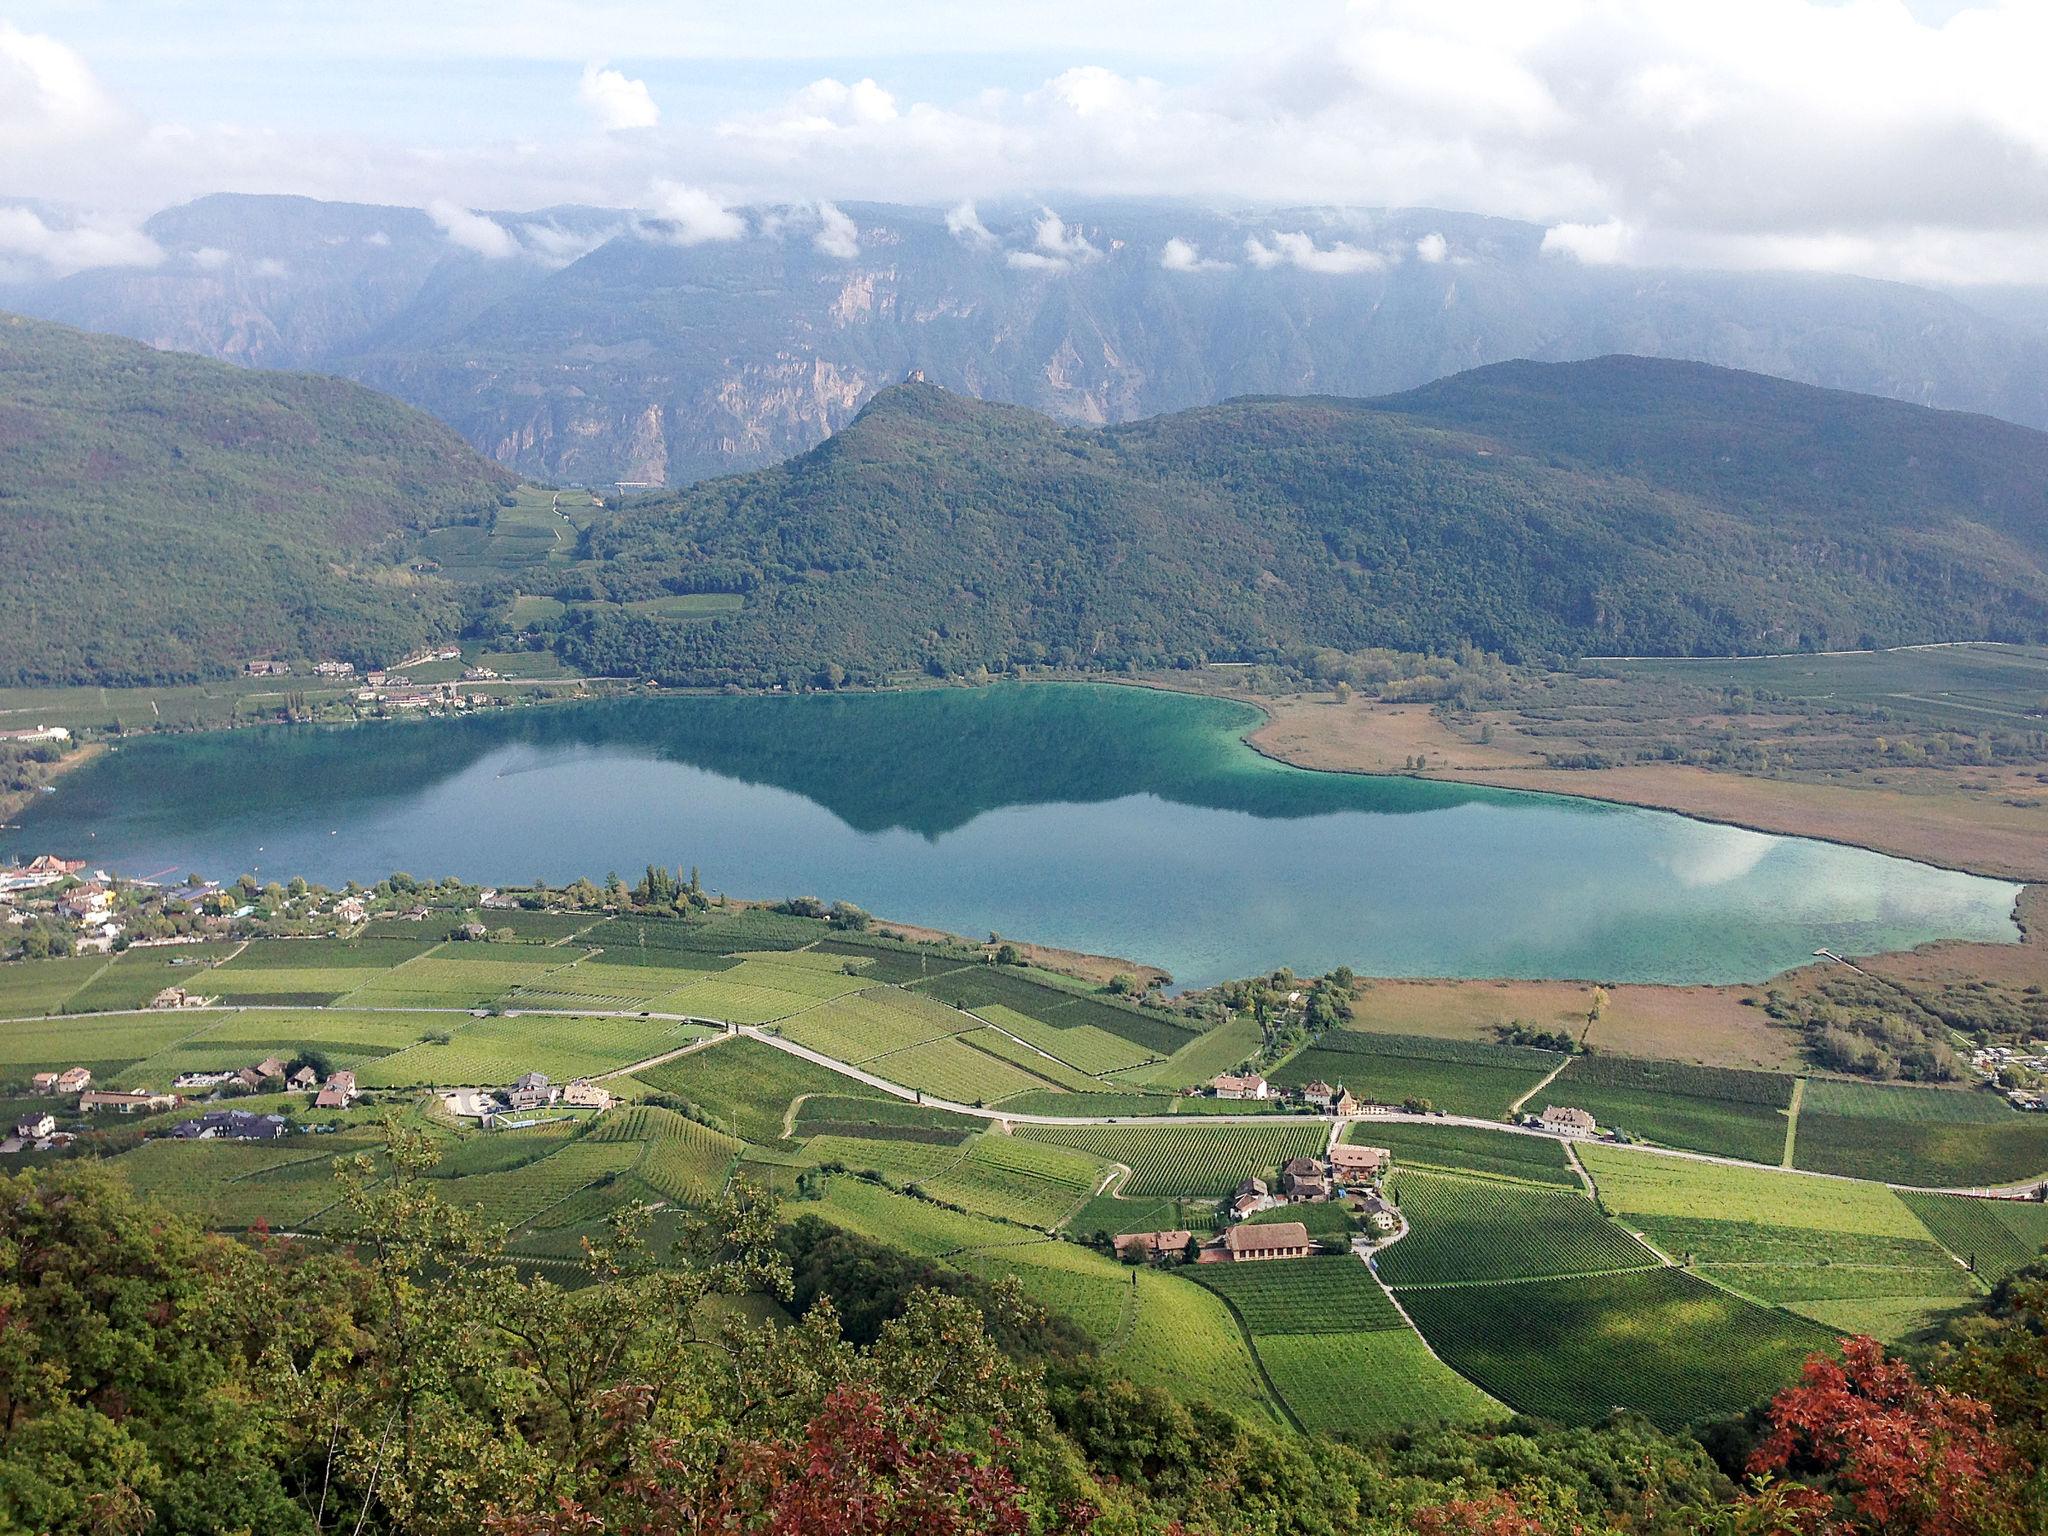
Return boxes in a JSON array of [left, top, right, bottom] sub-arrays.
[[1191, 1257, 1403, 1332], [1376, 1171, 1657, 1286], [864, 1033, 1057, 1104], [777, 987, 977, 1063], [1256, 1331, 1504, 1435], [1900, 1191, 2048, 1283], [634, 1036, 879, 1144], [1274, 1032, 1559, 1118], [1346, 1122, 1578, 1187], [909, 964, 1192, 1056], [1548, 1054, 1794, 1164], [1398, 1269, 1834, 1429], [1017, 1122, 1331, 1196]]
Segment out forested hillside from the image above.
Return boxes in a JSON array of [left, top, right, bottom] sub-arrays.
[[0, 313, 511, 685], [533, 358, 2048, 686]]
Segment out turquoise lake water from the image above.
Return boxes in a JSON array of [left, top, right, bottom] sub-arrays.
[[11, 684, 2020, 987]]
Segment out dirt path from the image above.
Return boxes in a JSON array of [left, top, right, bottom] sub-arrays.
[[1509, 1057, 1571, 1118], [1781, 1078, 1805, 1169]]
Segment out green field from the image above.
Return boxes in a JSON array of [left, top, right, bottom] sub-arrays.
[[1018, 1122, 1331, 1197], [917, 1134, 1111, 1229], [1899, 1191, 2048, 1282], [1190, 1256, 1403, 1332], [1580, 1146, 1931, 1237], [910, 966, 1191, 1056], [1792, 1106, 2048, 1188], [1399, 1269, 1835, 1429], [1132, 1014, 1264, 1090], [635, 1037, 881, 1144], [789, 1093, 983, 1143], [972, 1003, 1152, 1076], [1548, 1055, 1794, 1165], [1256, 1330, 1505, 1434], [776, 986, 977, 1062], [1377, 1171, 1657, 1286], [1276, 1032, 1559, 1118], [865, 1033, 1058, 1104], [55, 942, 247, 1013], [1346, 1122, 1579, 1187], [0, 955, 123, 1018]]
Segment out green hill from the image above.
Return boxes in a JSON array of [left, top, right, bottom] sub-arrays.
[[545, 357, 2048, 686], [0, 312, 511, 685]]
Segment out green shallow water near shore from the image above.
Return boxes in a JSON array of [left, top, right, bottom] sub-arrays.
[[13, 683, 2020, 988]]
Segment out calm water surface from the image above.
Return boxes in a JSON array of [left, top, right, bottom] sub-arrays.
[[13, 684, 2019, 987]]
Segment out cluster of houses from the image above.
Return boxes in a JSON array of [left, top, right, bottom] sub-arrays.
[[0, 855, 129, 949], [7, 1051, 367, 1153], [439, 1071, 613, 1127], [1114, 1142, 1396, 1267], [1203, 1072, 1379, 1117], [1970, 1044, 2048, 1110]]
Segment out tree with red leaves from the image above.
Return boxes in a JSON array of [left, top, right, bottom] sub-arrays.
[[1744, 1336, 2032, 1536]]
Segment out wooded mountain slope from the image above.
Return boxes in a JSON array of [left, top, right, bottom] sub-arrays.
[[0, 312, 511, 685], [550, 357, 2048, 685]]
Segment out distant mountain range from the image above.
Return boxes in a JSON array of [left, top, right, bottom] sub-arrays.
[[8, 194, 2048, 486], [0, 312, 510, 686]]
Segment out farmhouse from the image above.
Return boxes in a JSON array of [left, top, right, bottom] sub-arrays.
[[508, 1072, 557, 1111], [1298, 1079, 1337, 1109], [1540, 1105, 1598, 1136], [1329, 1143, 1389, 1181], [54, 1067, 92, 1093], [1201, 1221, 1316, 1263], [15, 1112, 56, 1140], [289, 1066, 319, 1090], [0, 724, 69, 744], [80, 1089, 178, 1114], [1113, 1229, 1194, 1263], [1280, 1155, 1330, 1202], [314, 1071, 359, 1110], [561, 1079, 613, 1110], [1210, 1072, 1269, 1100], [1230, 1176, 1276, 1219], [149, 985, 216, 1009]]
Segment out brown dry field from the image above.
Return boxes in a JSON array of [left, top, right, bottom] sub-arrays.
[[1344, 976, 1809, 1070], [1233, 688, 2048, 882]]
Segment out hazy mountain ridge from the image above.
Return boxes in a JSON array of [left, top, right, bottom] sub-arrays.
[[10, 195, 2048, 485]]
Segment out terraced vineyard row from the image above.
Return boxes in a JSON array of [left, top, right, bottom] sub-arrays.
[[1017, 1122, 1330, 1197]]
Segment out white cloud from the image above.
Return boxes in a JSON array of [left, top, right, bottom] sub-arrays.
[[186, 245, 231, 270], [1414, 231, 1448, 264], [251, 256, 289, 278], [1540, 218, 1633, 266], [0, 205, 160, 277], [812, 200, 861, 259], [363, 230, 391, 247], [643, 180, 746, 245], [0, 23, 121, 150], [427, 199, 522, 259], [1031, 209, 1100, 263], [1005, 250, 1069, 272], [1243, 230, 1386, 275], [1160, 235, 1232, 272], [517, 220, 616, 266], [945, 199, 996, 248], [577, 63, 659, 132]]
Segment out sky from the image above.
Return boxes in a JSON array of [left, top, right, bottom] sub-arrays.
[[2, 0, 2045, 287]]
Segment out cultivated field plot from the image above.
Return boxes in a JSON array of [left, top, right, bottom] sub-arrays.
[[1273, 1032, 1559, 1118], [808, 1175, 1034, 1257], [716, 958, 873, 1001], [1548, 1055, 1794, 1165], [807, 937, 969, 986], [1900, 1191, 2048, 1283], [634, 1037, 881, 1144], [356, 1013, 705, 1087], [1580, 1145, 1932, 1238], [866, 1033, 1057, 1104], [645, 976, 825, 1025], [789, 1093, 981, 1144], [112, 1138, 372, 1230], [0, 1009, 211, 1081], [971, 1003, 1153, 1076], [798, 1133, 969, 1183], [1257, 1331, 1505, 1435], [430, 1119, 582, 1177], [1018, 1122, 1331, 1197], [586, 1106, 741, 1203], [1063, 1192, 1216, 1238], [469, 910, 607, 943], [962, 1023, 1106, 1091], [1191, 1256, 1404, 1333], [998, 1090, 1185, 1118], [0, 955, 118, 1017], [910, 966, 1191, 1056], [1377, 1171, 1656, 1286], [920, 1134, 1111, 1229], [339, 950, 581, 1009], [1348, 1122, 1579, 1187], [495, 958, 703, 1010], [432, 1140, 644, 1229], [776, 987, 977, 1062], [206, 938, 440, 1004], [1791, 1078, 2048, 1188], [57, 942, 245, 1013], [1132, 1014, 1263, 1090], [1399, 1268, 1834, 1429]]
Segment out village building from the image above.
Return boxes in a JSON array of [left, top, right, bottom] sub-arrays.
[[171, 1109, 288, 1141], [289, 1065, 319, 1090], [0, 724, 70, 744], [508, 1071, 557, 1111], [1201, 1220, 1316, 1264], [1539, 1105, 1598, 1136], [1210, 1072, 1270, 1101], [335, 895, 368, 925], [149, 985, 216, 1009], [15, 1112, 56, 1140], [1330, 1088, 1363, 1117], [173, 1070, 239, 1089], [1298, 1079, 1337, 1109], [80, 1089, 179, 1114], [314, 1071, 360, 1111], [1328, 1143, 1390, 1182], [244, 659, 291, 677], [1113, 1229, 1194, 1263], [55, 1067, 92, 1093], [1280, 1155, 1330, 1202], [254, 1055, 288, 1082], [31, 1071, 61, 1093], [1229, 1176, 1276, 1219], [58, 884, 112, 923], [561, 1079, 613, 1110], [312, 660, 355, 677]]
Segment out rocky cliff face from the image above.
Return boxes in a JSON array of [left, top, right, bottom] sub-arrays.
[[16, 196, 2048, 485]]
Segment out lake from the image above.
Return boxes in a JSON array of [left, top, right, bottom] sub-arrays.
[[12, 683, 2020, 987]]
